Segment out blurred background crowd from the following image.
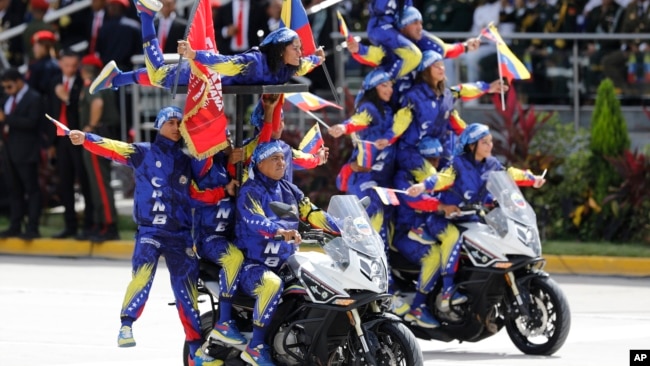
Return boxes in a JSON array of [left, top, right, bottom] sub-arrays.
[[0, 0, 648, 241]]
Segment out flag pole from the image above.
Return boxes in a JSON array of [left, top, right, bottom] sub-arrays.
[[304, 110, 331, 129], [318, 46, 341, 106], [496, 45, 506, 111], [171, 0, 201, 99]]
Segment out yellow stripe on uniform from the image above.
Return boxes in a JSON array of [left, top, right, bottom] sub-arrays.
[[252, 271, 282, 326], [121, 263, 155, 310], [419, 245, 441, 293], [219, 244, 244, 295]]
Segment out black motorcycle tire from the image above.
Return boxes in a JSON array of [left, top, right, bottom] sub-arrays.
[[182, 311, 215, 366], [374, 321, 424, 366], [505, 276, 571, 355]]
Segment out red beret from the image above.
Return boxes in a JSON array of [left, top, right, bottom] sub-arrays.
[[31, 30, 57, 45], [107, 0, 130, 7], [81, 54, 104, 69], [30, 0, 50, 11]]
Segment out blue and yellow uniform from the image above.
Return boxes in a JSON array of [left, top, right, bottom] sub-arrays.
[[80, 128, 206, 351], [421, 124, 537, 306], [235, 141, 338, 364], [396, 51, 491, 184], [367, 0, 422, 78], [189, 150, 247, 344], [333, 70, 410, 245], [92, 20, 322, 94], [352, 6, 469, 105], [391, 137, 446, 322]]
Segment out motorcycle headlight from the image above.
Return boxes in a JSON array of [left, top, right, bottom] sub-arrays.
[[516, 223, 542, 256], [369, 259, 387, 292]]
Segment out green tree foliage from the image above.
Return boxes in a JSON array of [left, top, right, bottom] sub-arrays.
[[589, 79, 630, 203], [590, 79, 630, 156]]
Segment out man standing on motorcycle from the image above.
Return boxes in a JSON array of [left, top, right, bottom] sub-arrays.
[[235, 141, 338, 366], [67, 106, 224, 366], [406, 123, 545, 320]]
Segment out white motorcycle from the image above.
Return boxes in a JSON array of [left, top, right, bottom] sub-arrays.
[[184, 195, 423, 365], [391, 171, 571, 355]]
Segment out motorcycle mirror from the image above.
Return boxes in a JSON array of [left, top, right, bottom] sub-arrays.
[[359, 196, 371, 209], [270, 201, 298, 219]]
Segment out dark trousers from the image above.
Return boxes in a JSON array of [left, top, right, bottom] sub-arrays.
[[55, 137, 94, 231], [82, 150, 117, 226], [4, 157, 41, 233]]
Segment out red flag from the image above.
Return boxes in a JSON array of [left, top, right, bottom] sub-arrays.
[[181, 0, 228, 159]]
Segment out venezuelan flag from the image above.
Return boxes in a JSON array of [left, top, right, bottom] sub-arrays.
[[281, 0, 316, 56], [481, 24, 531, 82], [45, 114, 70, 136], [285, 92, 342, 112], [298, 123, 324, 155], [336, 10, 351, 41], [355, 138, 376, 170]]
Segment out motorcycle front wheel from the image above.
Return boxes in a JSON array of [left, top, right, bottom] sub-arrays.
[[505, 276, 571, 355], [373, 321, 424, 366]]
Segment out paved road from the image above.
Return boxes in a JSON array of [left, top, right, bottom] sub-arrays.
[[1, 256, 649, 366]]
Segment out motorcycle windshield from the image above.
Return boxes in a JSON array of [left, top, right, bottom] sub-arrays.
[[326, 195, 384, 258], [486, 171, 537, 226]]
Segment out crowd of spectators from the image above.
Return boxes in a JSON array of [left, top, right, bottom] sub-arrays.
[[0, 0, 648, 238], [342, 0, 650, 100]]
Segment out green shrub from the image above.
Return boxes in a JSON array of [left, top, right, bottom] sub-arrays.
[[589, 78, 629, 203], [526, 117, 592, 240]]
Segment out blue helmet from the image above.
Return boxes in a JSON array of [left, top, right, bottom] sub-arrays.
[[354, 69, 392, 107], [398, 6, 422, 29], [417, 50, 443, 72], [251, 140, 284, 165], [454, 123, 490, 155], [419, 136, 443, 158], [362, 69, 392, 91], [154, 106, 183, 129], [260, 27, 298, 47]]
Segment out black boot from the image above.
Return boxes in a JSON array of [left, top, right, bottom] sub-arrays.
[[90, 223, 120, 243], [52, 227, 77, 239]]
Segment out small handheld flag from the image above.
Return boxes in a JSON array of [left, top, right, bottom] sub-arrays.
[[285, 92, 342, 112], [481, 24, 531, 82], [336, 10, 352, 41], [481, 23, 530, 110], [45, 114, 70, 136], [281, 0, 316, 55], [372, 186, 402, 206], [298, 123, 324, 155]]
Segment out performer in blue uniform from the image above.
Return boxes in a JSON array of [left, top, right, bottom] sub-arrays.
[[366, 0, 421, 79], [328, 69, 410, 245], [89, 0, 324, 94], [390, 136, 447, 324], [189, 146, 249, 346], [404, 123, 545, 326], [68, 106, 224, 366], [396, 50, 506, 184], [235, 141, 338, 366], [349, 6, 480, 105]]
